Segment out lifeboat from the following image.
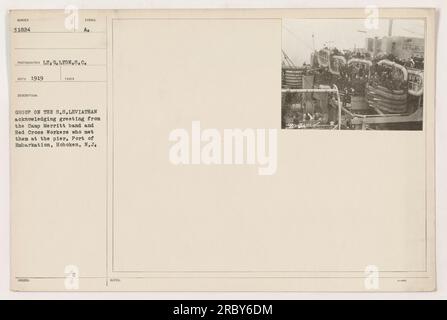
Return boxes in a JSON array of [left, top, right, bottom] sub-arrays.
[[377, 59, 408, 81], [347, 58, 373, 76], [341, 58, 372, 104], [407, 69, 424, 96], [366, 59, 408, 114], [317, 49, 330, 67], [329, 55, 347, 75]]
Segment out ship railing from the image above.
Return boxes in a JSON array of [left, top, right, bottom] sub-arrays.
[[281, 86, 342, 130]]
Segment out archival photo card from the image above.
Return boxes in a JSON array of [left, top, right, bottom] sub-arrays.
[[9, 8, 436, 292]]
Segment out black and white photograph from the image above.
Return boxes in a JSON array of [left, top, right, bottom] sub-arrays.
[[281, 19, 425, 130]]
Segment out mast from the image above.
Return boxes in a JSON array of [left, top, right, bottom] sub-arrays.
[[388, 19, 393, 37]]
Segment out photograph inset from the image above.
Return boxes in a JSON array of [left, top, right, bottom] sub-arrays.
[[281, 19, 425, 130]]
